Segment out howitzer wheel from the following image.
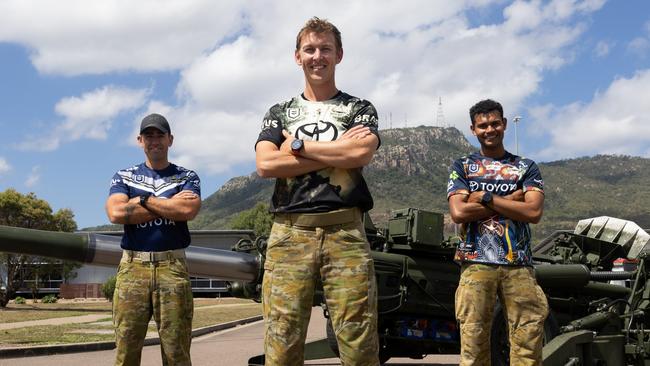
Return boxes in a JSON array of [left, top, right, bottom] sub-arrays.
[[325, 318, 391, 364], [490, 301, 559, 366]]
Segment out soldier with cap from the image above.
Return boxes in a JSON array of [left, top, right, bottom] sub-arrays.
[[106, 113, 201, 366], [255, 17, 381, 366]]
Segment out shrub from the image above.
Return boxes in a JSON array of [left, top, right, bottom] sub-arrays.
[[102, 275, 117, 301], [14, 296, 26, 304], [42, 294, 58, 303]]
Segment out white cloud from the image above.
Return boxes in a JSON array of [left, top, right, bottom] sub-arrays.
[[628, 37, 650, 57], [19, 85, 149, 151], [0, 157, 10, 175], [25, 166, 40, 188], [626, 19, 650, 57], [535, 69, 650, 159], [0, 0, 248, 75], [173, 0, 603, 146], [171, 108, 261, 175], [124, 101, 259, 175], [594, 40, 612, 57], [3, 0, 608, 173]]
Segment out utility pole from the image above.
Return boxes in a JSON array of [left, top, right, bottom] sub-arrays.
[[513, 116, 522, 155]]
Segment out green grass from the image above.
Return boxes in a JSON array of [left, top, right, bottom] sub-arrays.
[[0, 297, 252, 324], [0, 298, 261, 347], [192, 303, 261, 329], [0, 310, 105, 323], [0, 324, 116, 346], [0, 301, 111, 323]]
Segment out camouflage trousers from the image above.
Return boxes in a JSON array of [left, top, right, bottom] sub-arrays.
[[455, 263, 549, 366], [113, 253, 193, 366], [263, 208, 379, 366]]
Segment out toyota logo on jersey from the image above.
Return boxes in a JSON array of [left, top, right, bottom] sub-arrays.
[[295, 121, 338, 141]]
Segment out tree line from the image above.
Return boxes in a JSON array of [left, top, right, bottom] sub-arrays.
[[0, 189, 79, 307]]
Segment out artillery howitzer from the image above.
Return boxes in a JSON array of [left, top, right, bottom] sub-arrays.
[[231, 209, 650, 365], [1, 209, 650, 365]]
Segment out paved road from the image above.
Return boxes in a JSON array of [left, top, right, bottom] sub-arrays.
[[0, 308, 459, 365]]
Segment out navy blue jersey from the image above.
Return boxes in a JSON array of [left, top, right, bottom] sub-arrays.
[[447, 152, 544, 266], [109, 163, 201, 251]]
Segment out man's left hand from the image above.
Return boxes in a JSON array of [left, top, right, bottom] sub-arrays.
[[281, 130, 295, 154], [468, 191, 484, 203], [340, 125, 372, 140]]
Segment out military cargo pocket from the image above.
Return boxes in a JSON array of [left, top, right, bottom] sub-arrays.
[[182, 280, 194, 322], [337, 222, 367, 243], [265, 228, 293, 266], [169, 258, 189, 277], [339, 228, 367, 243], [116, 261, 131, 278], [266, 227, 292, 250], [535, 285, 549, 319], [262, 261, 274, 324]]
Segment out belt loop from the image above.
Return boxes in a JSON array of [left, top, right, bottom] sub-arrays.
[[167, 251, 173, 261], [127, 250, 133, 263]]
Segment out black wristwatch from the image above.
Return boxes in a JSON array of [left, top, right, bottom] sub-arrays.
[[481, 191, 493, 206], [140, 195, 151, 208], [291, 139, 304, 154]]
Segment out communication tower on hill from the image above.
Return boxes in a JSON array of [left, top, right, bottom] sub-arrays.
[[436, 97, 446, 127]]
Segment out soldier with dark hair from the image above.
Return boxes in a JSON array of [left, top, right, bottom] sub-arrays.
[[255, 17, 381, 366], [447, 99, 548, 365], [106, 113, 201, 366]]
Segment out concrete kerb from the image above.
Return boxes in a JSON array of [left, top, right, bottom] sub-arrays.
[[0, 315, 263, 359]]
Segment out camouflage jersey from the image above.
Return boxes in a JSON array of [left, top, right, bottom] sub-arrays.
[[447, 152, 544, 266], [256, 91, 379, 213]]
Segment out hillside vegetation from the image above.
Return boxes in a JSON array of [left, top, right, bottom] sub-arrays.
[[191, 126, 650, 240]]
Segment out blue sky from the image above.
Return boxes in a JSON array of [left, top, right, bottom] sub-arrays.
[[1, 0, 649, 229]]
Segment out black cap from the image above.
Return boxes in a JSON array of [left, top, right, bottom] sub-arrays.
[[140, 113, 171, 134]]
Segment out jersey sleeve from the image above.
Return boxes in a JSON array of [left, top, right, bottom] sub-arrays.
[[255, 106, 284, 149], [183, 170, 201, 197], [522, 160, 544, 194], [109, 172, 128, 197], [349, 100, 381, 148], [447, 159, 470, 199]]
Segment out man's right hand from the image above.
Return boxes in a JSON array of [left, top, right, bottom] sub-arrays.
[[172, 190, 199, 201], [504, 189, 525, 202]]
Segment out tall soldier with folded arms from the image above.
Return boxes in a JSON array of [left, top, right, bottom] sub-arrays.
[[447, 99, 548, 365], [106, 113, 201, 366], [255, 17, 381, 366]]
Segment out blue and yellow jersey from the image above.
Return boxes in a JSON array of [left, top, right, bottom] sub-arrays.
[[447, 152, 544, 266]]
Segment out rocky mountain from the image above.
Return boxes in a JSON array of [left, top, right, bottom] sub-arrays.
[[191, 126, 471, 229], [191, 125, 650, 239]]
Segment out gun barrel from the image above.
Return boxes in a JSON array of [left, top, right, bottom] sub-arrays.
[[535, 264, 592, 288], [0, 225, 259, 282]]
